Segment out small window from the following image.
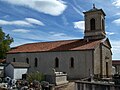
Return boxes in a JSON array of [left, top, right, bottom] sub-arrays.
[[55, 57, 59, 68], [70, 57, 74, 68], [35, 58, 38, 67], [26, 58, 29, 64], [90, 18, 95, 30], [13, 58, 15, 62]]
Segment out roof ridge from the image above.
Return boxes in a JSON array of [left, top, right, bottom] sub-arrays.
[[8, 39, 103, 54]]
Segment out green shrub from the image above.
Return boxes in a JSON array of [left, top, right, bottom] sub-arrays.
[[27, 71, 45, 82]]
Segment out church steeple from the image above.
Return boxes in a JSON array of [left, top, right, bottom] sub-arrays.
[[83, 5, 106, 40]]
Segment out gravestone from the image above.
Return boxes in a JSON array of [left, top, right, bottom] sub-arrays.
[[46, 69, 68, 85]]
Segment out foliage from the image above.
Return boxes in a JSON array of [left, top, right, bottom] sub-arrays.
[[0, 28, 13, 59], [27, 71, 45, 82]]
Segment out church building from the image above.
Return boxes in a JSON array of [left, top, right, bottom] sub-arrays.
[[6, 6, 112, 79]]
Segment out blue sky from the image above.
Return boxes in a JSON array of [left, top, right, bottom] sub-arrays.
[[0, 0, 120, 60]]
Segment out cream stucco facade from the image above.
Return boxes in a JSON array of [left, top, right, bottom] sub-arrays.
[[7, 50, 93, 79]]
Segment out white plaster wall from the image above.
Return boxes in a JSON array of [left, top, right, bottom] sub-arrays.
[[14, 68, 27, 79], [0, 66, 4, 70]]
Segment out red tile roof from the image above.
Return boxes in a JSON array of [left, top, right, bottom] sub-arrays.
[[8, 39, 104, 54], [112, 60, 120, 65]]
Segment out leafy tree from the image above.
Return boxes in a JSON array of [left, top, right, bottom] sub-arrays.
[[0, 28, 13, 59]]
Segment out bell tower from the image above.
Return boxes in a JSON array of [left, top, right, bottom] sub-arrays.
[[84, 4, 106, 40]]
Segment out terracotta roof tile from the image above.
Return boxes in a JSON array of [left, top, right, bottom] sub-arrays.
[[8, 39, 103, 54], [112, 60, 120, 65]]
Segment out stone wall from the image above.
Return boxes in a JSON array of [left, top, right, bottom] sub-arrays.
[[46, 71, 68, 85], [94, 45, 101, 76], [101, 44, 112, 77], [75, 81, 120, 90]]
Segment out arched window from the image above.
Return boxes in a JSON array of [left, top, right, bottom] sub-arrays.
[[70, 57, 74, 68], [13, 58, 15, 62], [35, 58, 38, 67], [55, 57, 59, 68], [106, 62, 108, 77], [26, 58, 29, 64], [90, 18, 95, 30], [102, 19, 105, 31]]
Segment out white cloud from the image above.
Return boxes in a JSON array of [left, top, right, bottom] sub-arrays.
[[11, 38, 33, 47], [111, 40, 120, 52], [25, 18, 45, 26], [61, 15, 69, 25], [112, 0, 120, 8], [70, 4, 83, 16], [52, 33, 66, 37], [3, 0, 67, 16], [111, 40, 120, 59], [12, 29, 31, 33], [0, 19, 32, 26], [106, 32, 115, 35], [115, 13, 120, 16], [73, 21, 85, 32], [3, 15, 9, 18], [112, 18, 120, 25], [0, 18, 44, 26], [49, 32, 67, 37], [11, 31, 81, 47], [49, 32, 56, 34], [72, 0, 84, 15], [49, 32, 81, 40], [58, 0, 66, 4]]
